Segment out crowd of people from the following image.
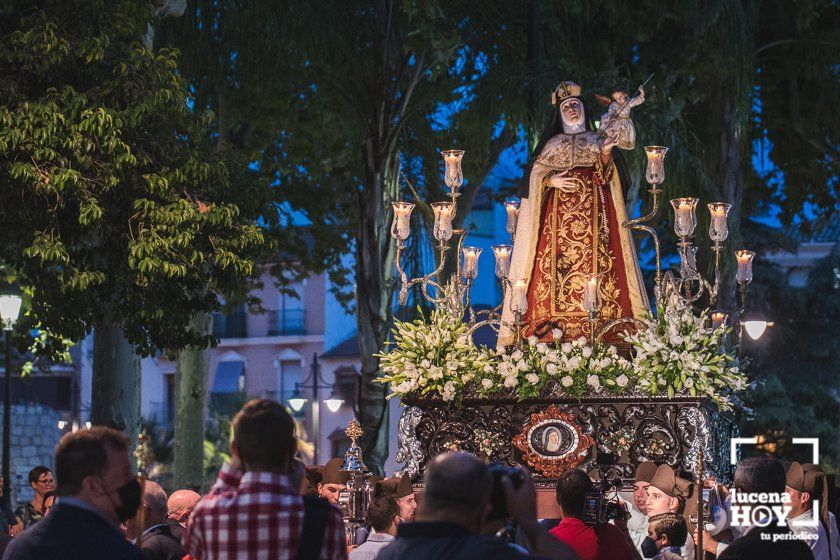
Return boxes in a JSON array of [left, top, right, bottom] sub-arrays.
[[0, 397, 835, 560]]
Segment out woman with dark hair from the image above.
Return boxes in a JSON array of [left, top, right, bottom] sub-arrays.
[[10, 466, 54, 534], [498, 81, 648, 348]]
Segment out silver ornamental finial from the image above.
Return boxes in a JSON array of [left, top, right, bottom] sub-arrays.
[[342, 419, 367, 472]]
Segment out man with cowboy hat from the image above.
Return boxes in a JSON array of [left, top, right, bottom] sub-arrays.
[[647, 464, 696, 560]]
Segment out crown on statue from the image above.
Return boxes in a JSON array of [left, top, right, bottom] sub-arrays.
[[551, 81, 582, 106]]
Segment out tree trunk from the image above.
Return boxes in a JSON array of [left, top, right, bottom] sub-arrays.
[[356, 140, 399, 474], [173, 313, 209, 490], [91, 320, 141, 446]]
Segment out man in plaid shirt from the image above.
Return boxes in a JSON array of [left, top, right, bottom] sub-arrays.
[[184, 399, 347, 560]]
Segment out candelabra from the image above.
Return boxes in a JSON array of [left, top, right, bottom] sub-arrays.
[[391, 150, 521, 340], [390, 146, 759, 351]]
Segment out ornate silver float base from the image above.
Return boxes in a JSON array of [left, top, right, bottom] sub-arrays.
[[395, 396, 738, 486]]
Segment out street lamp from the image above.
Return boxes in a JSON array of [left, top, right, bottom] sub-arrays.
[[286, 353, 345, 462], [324, 387, 344, 413], [288, 385, 306, 413], [0, 290, 22, 514], [742, 319, 774, 341]]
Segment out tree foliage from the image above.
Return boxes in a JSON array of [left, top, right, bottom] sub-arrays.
[[0, 1, 266, 355]]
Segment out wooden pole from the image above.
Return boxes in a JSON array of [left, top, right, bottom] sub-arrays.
[[696, 449, 704, 559]]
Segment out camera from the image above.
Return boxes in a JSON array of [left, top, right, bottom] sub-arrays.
[[582, 452, 630, 525], [488, 463, 525, 520]]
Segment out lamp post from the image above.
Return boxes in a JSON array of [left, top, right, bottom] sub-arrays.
[[286, 353, 344, 463], [0, 292, 22, 513]]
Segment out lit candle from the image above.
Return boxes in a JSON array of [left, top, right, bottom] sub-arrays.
[[511, 278, 528, 315], [461, 246, 482, 280], [707, 202, 731, 243], [504, 200, 520, 236], [671, 197, 698, 238], [492, 244, 513, 279], [441, 149, 465, 191], [390, 201, 415, 241], [644, 146, 669, 185], [583, 275, 601, 312], [711, 312, 726, 329], [735, 249, 756, 284], [432, 201, 454, 242]]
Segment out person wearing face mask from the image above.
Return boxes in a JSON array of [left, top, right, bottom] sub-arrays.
[[641, 514, 688, 560], [3, 426, 145, 560]]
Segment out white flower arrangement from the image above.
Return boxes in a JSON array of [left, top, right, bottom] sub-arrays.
[[377, 291, 745, 409], [375, 306, 495, 402], [624, 292, 746, 410], [474, 329, 634, 400]]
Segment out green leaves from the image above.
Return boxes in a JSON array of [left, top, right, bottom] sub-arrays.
[[0, 1, 268, 356]]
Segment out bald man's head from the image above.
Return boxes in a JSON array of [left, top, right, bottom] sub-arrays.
[[422, 452, 492, 519], [167, 489, 201, 525], [142, 481, 168, 529]]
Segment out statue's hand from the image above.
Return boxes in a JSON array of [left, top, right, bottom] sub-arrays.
[[548, 175, 579, 192], [601, 127, 621, 153]]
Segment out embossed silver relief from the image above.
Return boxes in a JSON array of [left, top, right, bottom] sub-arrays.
[[406, 399, 735, 484], [394, 405, 425, 479]]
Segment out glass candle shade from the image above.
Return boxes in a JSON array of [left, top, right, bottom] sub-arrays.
[[644, 146, 669, 185], [504, 200, 520, 236], [441, 149, 465, 191], [492, 245, 513, 279], [432, 201, 455, 242], [735, 250, 756, 284], [461, 246, 482, 280], [671, 197, 699, 238], [711, 312, 726, 330], [582, 274, 603, 313], [511, 278, 529, 315], [708, 202, 732, 243], [390, 201, 415, 242]]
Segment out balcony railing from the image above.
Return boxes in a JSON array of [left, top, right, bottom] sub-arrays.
[[213, 311, 248, 338], [267, 308, 306, 336]]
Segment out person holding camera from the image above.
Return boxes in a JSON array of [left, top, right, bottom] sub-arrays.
[[549, 469, 638, 560], [377, 452, 577, 560]]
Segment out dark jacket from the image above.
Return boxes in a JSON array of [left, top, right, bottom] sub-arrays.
[[718, 523, 815, 560], [139, 521, 185, 560], [1, 502, 145, 560], [378, 521, 538, 560]]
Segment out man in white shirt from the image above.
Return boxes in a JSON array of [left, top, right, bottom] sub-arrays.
[[350, 496, 399, 560], [625, 461, 657, 555], [647, 464, 695, 560], [787, 462, 836, 560]]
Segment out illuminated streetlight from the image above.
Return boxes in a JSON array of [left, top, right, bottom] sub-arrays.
[[324, 388, 344, 413], [288, 384, 306, 413], [0, 287, 22, 515]]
